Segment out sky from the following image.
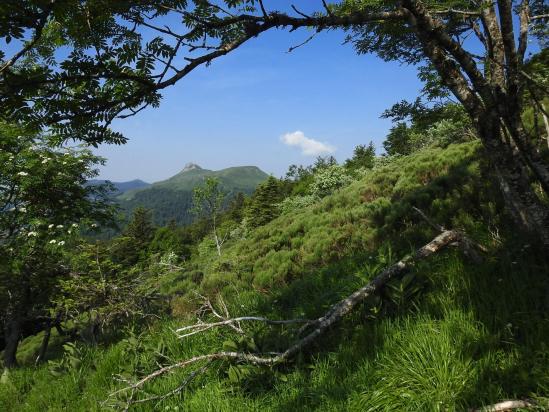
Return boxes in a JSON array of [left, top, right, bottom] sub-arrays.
[[92, 5, 425, 182]]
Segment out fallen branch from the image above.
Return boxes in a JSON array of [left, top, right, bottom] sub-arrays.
[[109, 228, 483, 408], [472, 399, 534, 411], [175, 316, 311, 339]]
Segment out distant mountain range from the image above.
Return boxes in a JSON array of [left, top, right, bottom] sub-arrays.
[[87, 179, 150, 195], [92, 163, 268, 226]]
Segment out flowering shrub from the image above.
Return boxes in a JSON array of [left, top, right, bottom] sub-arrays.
[[309, 165, 352, 198]]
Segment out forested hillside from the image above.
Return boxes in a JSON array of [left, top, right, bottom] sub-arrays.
[[116, 164, 269, 226]]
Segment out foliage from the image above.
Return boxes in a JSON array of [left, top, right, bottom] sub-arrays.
[[193, 177, 229, 256], [52, 241, 161, 337], [110, 207, 155, 267], [245, 176, 288, 227], [0, 122, 114, 366], [2, 142, 548, 411], [278, 195, 318, 215], [344, 142, 376, 173], [383, 101, 476, 155], [309, 164, 353, 199]]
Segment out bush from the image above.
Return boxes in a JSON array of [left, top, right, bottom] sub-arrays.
[[278, 195, 318, 215], [309, 165, 353, 198]]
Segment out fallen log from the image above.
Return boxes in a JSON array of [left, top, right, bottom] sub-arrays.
[[108, 228, 480, 408], [472, 399, 535, 411]]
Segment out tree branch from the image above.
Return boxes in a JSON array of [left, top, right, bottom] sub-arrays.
[[517, 0, 530, 63], [0, 1, 54, 74], [109, 227, 484, 406]]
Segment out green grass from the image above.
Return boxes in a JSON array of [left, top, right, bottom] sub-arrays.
[[2, 142, 548, 411]]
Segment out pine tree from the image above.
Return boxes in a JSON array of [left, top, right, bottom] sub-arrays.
[[246, 176, 286, 227], [114, 207, 155, 266]]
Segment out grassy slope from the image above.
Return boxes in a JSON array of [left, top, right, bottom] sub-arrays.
[[2, 142, 548, 411]]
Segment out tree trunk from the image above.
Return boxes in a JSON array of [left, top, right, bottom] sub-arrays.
[[478, 114, 549, 247], [503, 118, 549, 195], [35, 325, 51, 365], [542, 103, 549, 149], [214, 231, 221, 256], [3, 316, 21, 368]]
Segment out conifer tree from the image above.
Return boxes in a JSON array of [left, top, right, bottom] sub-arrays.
[[246, 176, 286, 227]]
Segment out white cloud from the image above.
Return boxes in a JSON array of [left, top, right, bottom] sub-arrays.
[[280, 131, 336, 156]]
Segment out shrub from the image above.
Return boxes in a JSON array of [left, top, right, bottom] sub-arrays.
[[309, 165, 353, 198]]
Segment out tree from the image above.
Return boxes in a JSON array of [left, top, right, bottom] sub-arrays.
[[53, 241, 161, 346], [192, 177, 227, 256], [384, 122, 413, 156], [345, 142, 376, 172], [246, 176, 287, 227], [112, 207, 155, 266], [0, 123, 113, 367], [383, 102, 476, 155], [1, 1, 549, 243]]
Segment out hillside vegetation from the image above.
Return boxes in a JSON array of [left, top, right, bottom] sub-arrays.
[[117, 164, 268, 226], [2, 141, 548, 411]]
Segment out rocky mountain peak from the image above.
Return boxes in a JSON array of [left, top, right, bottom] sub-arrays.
[[181, 162, 202, 172]]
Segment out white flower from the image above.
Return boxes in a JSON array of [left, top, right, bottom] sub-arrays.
[[91, 223, 98, 228], [41, 159, 50, 164], [62, 161, 67, 165], [17, 172, 29, 176], [49, 239, 57, 244], [48, 224, 54, 229], [27, 231, 38, 237], [58, 241, 65, 246], [56, 224, 63, 229], [67, 230, 72, 234], [19, 207, 27, 213], [71, 223, 78, 228]]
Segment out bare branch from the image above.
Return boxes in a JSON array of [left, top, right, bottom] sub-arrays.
[[258, 0, 268, 17], [287, 32, 318, 53], [291, 5, 311, 19], [412, 206, 445, 232], [109, 228, 485, 407], [176, 316, 311, 339], [322, 0, 334, 18], [432, 9, 481, 17], [471, 399, 534, 412]]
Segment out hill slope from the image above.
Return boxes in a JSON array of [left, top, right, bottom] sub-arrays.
[[118, 163, 268, 225], [3, 142, 548, 411]]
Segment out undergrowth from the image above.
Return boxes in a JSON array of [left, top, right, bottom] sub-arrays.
[[2, 142, 548, 411]]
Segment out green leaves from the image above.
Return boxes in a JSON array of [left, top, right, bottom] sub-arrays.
[[48, 343, 84, 377]]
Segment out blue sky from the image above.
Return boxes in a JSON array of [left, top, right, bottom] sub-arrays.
[[96, 21, 424, 182]]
